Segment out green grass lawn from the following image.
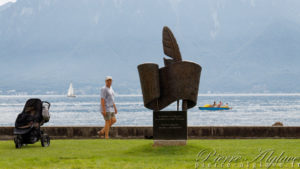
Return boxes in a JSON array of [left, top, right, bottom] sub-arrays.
[[0, 139, 300, 169]]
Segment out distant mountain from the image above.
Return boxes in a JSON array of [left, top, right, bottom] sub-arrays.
[[211, 20, 300, 93], [1, 0, 300, 94], [0, 2, 13, 11]]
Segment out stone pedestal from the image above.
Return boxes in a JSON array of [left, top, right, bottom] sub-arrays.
[[153, 111, 187, 146]]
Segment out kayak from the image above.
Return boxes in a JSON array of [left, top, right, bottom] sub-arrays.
[[198, 107, 231, 111]]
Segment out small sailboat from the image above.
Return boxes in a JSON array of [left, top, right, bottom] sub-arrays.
[[67, 83, 76, 97]]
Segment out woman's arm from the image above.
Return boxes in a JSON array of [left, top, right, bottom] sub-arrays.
[[101, 98, 106, 116], [113, 103, 117, 114]]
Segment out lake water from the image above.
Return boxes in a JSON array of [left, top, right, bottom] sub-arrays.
[[1, 94, 300, 126]]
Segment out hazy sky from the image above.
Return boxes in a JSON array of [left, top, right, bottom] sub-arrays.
[[1, 0, 300, 93], [0, 0, 16, 6]]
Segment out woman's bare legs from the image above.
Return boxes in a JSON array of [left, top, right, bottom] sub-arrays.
[[99, 117, 116, 136], [104, 120, 111, 139]]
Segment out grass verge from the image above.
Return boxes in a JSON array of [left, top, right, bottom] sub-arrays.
[[0, 139, 299, 169]]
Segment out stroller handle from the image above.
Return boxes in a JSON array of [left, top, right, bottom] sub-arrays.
[[42, 101, 51, 109]]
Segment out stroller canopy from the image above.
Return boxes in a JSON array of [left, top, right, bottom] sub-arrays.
[[15, 98, 43, 128]]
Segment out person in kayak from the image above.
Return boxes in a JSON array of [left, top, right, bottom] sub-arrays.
[[216, 101, 222, 107], [212, 101, 216, 107]]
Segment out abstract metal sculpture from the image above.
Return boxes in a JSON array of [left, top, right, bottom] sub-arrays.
[[137, 26, 201, 146], [138, 26, 202, 111]]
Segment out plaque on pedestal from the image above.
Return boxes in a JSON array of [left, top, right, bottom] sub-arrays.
[[153, 111, 187, 140]]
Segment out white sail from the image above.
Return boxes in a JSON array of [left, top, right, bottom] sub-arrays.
[[67, 83, 75, 97]]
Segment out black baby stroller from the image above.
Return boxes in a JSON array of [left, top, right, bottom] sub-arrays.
[[13, 98, 51, 148]]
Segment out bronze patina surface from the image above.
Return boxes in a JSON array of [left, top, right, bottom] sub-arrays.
[[138, 26, 202, 111]]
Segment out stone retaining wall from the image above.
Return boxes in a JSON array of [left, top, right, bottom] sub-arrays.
[[1, 126, 300, 140]]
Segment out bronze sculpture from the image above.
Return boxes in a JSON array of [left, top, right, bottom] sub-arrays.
[[137, 26, 201, 145], [138, 26, 202, 111]]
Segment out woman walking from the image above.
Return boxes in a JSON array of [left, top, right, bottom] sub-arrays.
[[98, 76, 117, 139]]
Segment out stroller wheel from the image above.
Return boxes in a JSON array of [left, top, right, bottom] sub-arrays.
[[41, 134, 50, 147], [14, 136, 22, 149]]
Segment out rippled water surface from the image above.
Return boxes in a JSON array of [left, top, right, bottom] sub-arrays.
[[1, 94, 300, 126]]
